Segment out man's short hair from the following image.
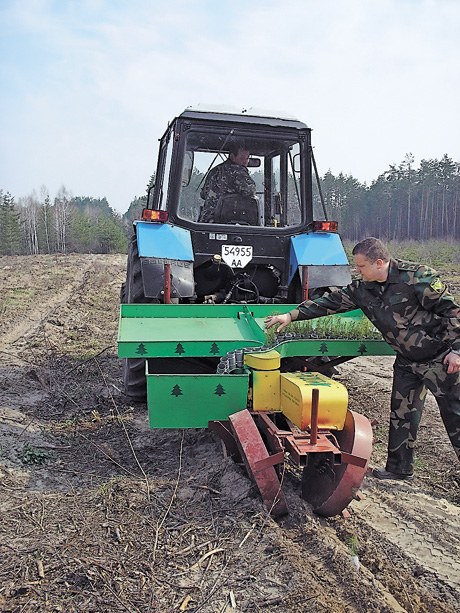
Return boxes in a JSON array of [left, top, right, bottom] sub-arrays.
[[352, 237, 390, 263], [228, 140, 247, 157]]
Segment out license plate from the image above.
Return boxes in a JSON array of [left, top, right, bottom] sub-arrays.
[[221, 245, 253, 268]]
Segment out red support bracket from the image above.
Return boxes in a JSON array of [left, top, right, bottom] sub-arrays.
[[253, 452, 285, 474], [164, 262, 171, 304]]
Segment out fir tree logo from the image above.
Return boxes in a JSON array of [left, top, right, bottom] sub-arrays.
[[319, 342, 328, 354], [171, 384, 183, 397], [215, 384, 226, 396], [210, 342, 220, 355], [175, 343, 185, 355], [358, 343, 368, 355], [136, 343, 147, 355]]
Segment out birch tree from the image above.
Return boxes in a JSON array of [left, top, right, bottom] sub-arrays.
[[19, 192, 41, 254], [54, 185, 72, 253]]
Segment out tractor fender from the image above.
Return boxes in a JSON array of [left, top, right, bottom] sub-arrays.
[[136, 221, 195, 299], [289, 232, 352, 289]]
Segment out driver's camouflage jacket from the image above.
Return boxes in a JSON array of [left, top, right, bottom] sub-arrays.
[[199, 159, 256, 222], [290, 258, 460, 362]]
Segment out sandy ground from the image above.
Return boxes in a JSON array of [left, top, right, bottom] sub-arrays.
[[0, 253, 459, 613]]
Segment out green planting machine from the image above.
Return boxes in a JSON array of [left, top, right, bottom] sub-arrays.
[[118, 106, 394, 517], [118, 303, 394, 517]]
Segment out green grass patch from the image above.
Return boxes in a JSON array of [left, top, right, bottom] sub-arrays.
[[4, 287, 36, 306], [413, 455, 428, 471]]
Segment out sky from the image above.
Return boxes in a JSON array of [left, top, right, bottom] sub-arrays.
[[1, 0, 459, 215]]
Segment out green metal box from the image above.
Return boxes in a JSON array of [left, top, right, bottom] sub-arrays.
[[146, 367, 250, 428]]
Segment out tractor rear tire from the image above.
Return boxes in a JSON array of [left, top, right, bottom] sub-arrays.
[[122, 232, 157, 402]]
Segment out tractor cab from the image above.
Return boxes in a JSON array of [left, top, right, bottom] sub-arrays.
[[150, 105, 312, 230], [136, 106, 351, 305]]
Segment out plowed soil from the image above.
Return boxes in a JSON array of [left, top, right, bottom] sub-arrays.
[[0, 254, 459, 613]]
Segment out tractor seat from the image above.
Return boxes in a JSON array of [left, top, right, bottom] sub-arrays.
[[213, 194, 259, 226]]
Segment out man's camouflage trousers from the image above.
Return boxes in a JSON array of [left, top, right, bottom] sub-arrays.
[[386, 351, 460, 475]]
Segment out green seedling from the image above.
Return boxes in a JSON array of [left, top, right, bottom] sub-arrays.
[[18, 443, 49, 465], [98, 476, 123, 497], [347, 536, 359, 557], [264, 313, 382, 346]]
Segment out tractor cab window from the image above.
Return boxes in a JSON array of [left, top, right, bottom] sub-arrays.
[[177, 130, 303, 228], [155, 128, 174, 211]]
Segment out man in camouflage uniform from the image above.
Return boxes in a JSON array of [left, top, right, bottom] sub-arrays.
[[265, 237, 460, 480], [198, 142, 257, 223]]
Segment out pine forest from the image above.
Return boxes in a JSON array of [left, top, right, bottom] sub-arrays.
[[1, 153, 459, 257]]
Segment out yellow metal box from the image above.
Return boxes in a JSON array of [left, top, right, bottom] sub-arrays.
[[252, 370, 281, 411], [246, 350, 281, 412], [245, 350, 281, 371], [280, 372, 348, 431]]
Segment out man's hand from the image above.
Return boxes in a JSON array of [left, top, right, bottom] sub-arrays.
[[264, 313, 292, 333], [444, 351, 460, 374]]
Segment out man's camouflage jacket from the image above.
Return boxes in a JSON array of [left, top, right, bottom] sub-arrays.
[[291, 258, 460, 362]]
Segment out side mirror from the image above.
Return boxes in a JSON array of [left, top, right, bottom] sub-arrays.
[[247, 157, 261, 168], [182, 150, 194, 186], [292, 153, 301, 173], [147, 184, 155, 208]]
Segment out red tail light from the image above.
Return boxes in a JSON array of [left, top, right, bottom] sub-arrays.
[[142, 209, 168, 222], [313, 220, 338, 233]]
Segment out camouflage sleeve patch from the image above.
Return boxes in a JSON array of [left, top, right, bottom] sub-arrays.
[[430, 278, 446, 294], [398, 261, 419, 272]]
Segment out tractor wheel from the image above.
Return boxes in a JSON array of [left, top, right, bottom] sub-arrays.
[[122, 233, 157, 402]]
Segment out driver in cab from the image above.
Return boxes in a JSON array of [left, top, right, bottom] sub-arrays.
[[198, 142, 257, 223]]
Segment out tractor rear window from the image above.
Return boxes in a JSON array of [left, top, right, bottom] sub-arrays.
[[177, 131, 303, 228]]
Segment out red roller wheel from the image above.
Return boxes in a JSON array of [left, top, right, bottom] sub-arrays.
[[301, 410, 372, 517], [229, 410, 288, 517]]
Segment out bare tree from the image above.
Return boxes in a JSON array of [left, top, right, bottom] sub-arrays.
[[54, 185, 72, 253], [19, 191, 41, 254]]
